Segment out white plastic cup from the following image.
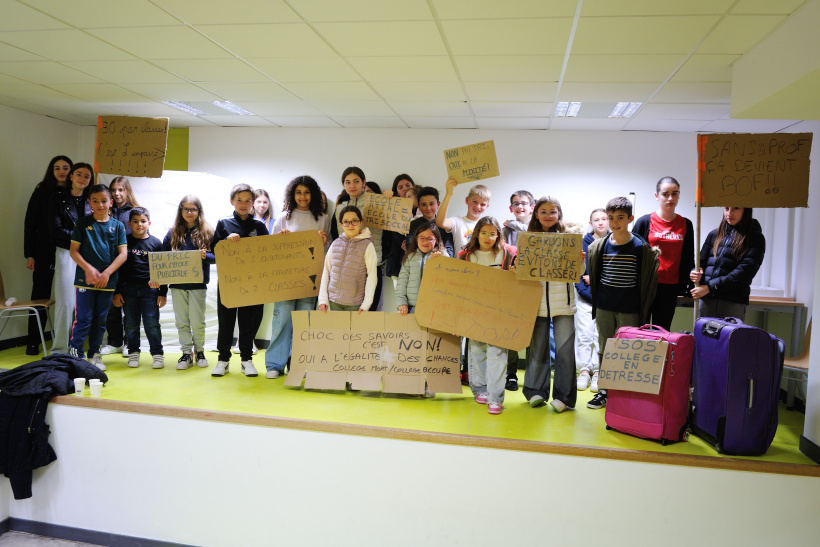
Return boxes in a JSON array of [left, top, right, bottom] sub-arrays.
[[90, 382, 103, 398], [73, 377, 86, 395]]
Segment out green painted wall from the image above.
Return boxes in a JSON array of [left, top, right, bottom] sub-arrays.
[[165, 128, 189, 171]]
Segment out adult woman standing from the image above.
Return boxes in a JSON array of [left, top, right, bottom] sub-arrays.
[[632, 176, 694, 331], [23, 156, 72, 355]]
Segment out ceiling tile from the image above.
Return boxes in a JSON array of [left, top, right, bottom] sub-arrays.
[[0, 61, 104, 84], [87, 26, 233, 60], [313, 22, 447, 56], [62, 60, 186, 84], [581, 0, 734, 16], [564, 55, 686, 83], [263, 116, 339, 127], [404, 116, 476, 129], [288, 0, 432, 21], [284, 81, 379, 101], [117, 83, 223, 101], [698, 119, 801, 133], [22, 0, 181, 27], [60, 84, 152, 102], [0, 2, 68, 31], [371, 81, 465, 101], [549, 117, 630, 130], [432, 0, 578, 19], [465, 82, 556, 102], [0, 29, 134, 61], [471, 102, 552, 117], [442, 19, 572, 56], [477, 117, 549, 129], [0, 72, 27, 84], [557, 82, 657, 101], [249, 57, 360, 82], [97, 102, 186, 117], [0, 42, 44, 62], [635, 103, 731, 120], [348, 57, 457, 82], [456, 55, 563, 82], [671, 54, 738, 82], [30, 99, 122, 115], [168, 115, 219, 127], [623, 119, 708, 132], [197, 24, 335, 58], [152, 59, 270, 83], [572, 16, 719, 54], [153, 0, 301, 24], [197, 82, 297, 101], [310, 101, 394, 116], [230, 101, 323, 116], [696, 15, 786, 54], [0, 83, 78, 101], [652, 82, 731, 103], [198, 115, 276, 127], [731, 0, 805, 15], [332, 116, 406, 128], [388, 101, 472, 117]]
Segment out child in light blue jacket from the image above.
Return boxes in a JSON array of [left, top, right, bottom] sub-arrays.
[[396, 222, 448, 315]]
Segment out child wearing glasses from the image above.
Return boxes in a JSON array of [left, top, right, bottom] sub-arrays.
[[396, 221, 447, 316], [318, 205, 377, 313]]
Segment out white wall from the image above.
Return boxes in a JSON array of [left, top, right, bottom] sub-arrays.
[[6, 404, 819, 546], [1, 105, 81, 340]]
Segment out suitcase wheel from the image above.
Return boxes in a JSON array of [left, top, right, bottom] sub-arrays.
[[683, 430, 690, 441], [661, 439, 669, 446], [605, 425, 612, 430]]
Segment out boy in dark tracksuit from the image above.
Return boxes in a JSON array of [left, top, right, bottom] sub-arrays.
[[113, 207, 168, 369], [586, 197, 659, 409], [210, 184, 269, 378]]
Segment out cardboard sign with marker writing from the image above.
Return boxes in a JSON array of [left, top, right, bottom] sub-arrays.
[[148, 250, 202, 285], [413, 256, 541, 351], [96, 116, 169, 178], [214, 231, 324, 308], [443, 140, 500, 184], [597, 338, 668, 395], [285, 311, 462, 394], [361, 193, 413, 234], [698, 132, 812, 207], [516, 232, 583, 283]]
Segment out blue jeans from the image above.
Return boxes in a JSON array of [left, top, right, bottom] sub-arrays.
[[122, 284, 163, 356], [70, 288, 113, 358], [264, 297, 317, 372]]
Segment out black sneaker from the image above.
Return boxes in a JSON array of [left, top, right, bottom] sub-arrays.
[[505, 377, 519, 391], [176, 353, 193, 370], [587, 392, 607, 409]]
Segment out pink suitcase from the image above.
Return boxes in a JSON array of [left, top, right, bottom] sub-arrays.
[[604, 325, 694, 445]]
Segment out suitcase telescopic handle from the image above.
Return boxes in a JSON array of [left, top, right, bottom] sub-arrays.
[[723, 317, 744, 324], [638, 324, 669, 333]]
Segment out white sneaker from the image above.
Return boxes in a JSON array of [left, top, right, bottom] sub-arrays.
[[590, 370, 599, 393], [212, 360, 229, 376], [241, 360, 259, 377], [423, 385, 436, 398], [122, 345, 129, 357], [90, 354, 106, 371], [127, 353, 140, 368], [195, 350, 208, 368], [176, 353, 192, 370], [577, 370, 591, 391], [265, 369, 281, 379], [100, 345, 121, 355], [152, 355, 165, 369]]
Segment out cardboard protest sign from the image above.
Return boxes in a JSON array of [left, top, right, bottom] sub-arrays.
[[597, 338, 668, 395], [361, 193, 413, 234], [516, 232, 583, 283], [285, 311, 461, 394], [95, 116, 169, 178], [697, 132, 812, 207], [148, 250, 203, 285], [413, 256, 541, 351], [443, 140, 500, 184], [214, 231, 324, 308]]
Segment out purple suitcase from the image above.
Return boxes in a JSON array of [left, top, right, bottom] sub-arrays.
[[691, 317, 784, 456]]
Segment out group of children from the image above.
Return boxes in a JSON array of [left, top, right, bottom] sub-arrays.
[[35, 159, 765, 417]]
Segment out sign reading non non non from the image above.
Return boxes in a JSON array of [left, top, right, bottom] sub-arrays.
[[361, 193, 413, 234], [516, 232, 583, 283], [96, 115, 169, 178], [443, 140, 500, 184], [698, 132, 812, 208], [215, 231, 324, 308], [414, 256, 541, 351], [597, 338, 668, 395], [148, 250, 202, 285]]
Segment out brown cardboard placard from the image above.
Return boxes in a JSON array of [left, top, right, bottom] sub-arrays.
[[302, 311, 349, 390], [414, 256, 541, 351], [443, 140, 500, 184], [597, 338, 668, 395], [382, 313, 427, 395], [424, 329, 462, 394], [148, 250, 203, 285], [516, 232, 583, 283], [95, 116, 169, 178], [698, 132, 812, 207], [361, 193, 414, 235], [215, 231, 324, 308], [348, 312, 387, 391]]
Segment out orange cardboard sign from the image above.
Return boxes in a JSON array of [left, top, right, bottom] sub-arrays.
[[516, 232, 583, 283], [597, 338, 668, 395], [148, 250, 202, 285], [95, 115, 169, 178], [443, 140, 500, 184], [361, 193, 414, 234]]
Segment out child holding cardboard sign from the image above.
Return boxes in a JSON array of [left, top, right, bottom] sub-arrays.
[[458, 216, 516, 415]]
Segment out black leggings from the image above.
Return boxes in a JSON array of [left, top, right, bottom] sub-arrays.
[[647, 283, 679, 331]]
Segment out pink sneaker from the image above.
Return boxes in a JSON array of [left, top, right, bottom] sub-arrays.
[[488, 403, 503, 415], [475, 393, 488, 404]]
